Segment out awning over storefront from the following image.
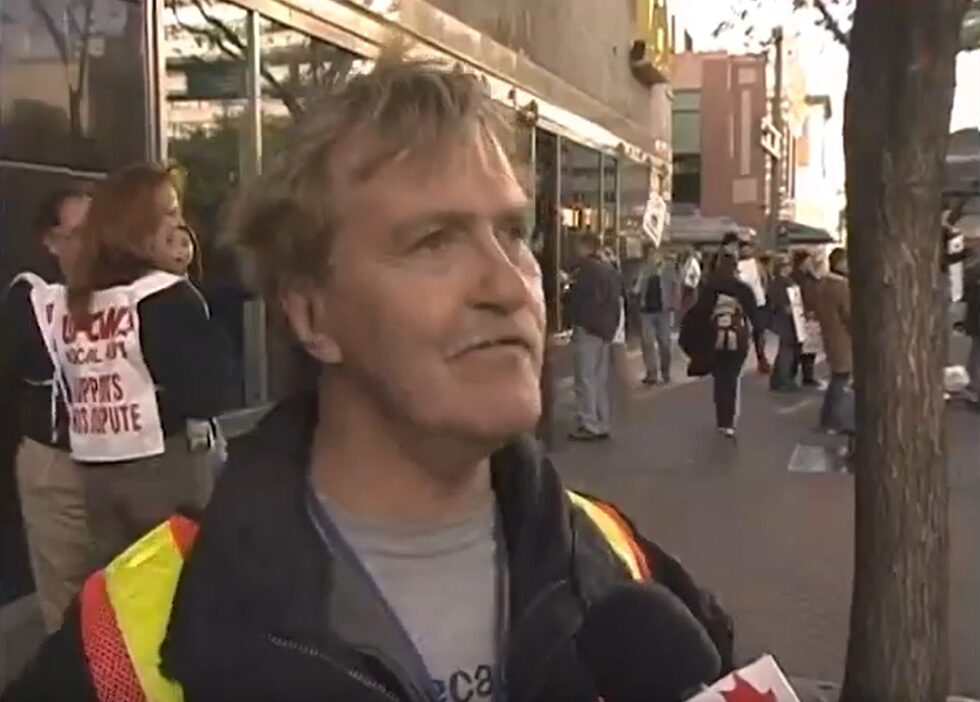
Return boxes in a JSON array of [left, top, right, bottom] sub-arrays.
[[777, 220, 837, 246], [665, 213, 756, 245]]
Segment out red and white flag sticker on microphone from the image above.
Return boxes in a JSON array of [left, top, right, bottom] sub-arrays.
[[684, 655, 801, 702]]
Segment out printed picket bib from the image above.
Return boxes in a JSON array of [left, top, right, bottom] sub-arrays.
[[49, 272, 182, 462]]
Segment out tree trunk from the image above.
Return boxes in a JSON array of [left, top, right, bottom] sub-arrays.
[[841, 2, 967, 701]]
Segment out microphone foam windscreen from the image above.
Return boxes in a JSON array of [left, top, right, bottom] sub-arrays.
[[577, 581, 722, 702]]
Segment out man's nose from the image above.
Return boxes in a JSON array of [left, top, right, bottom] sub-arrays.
[[471, 224, 534, 313]]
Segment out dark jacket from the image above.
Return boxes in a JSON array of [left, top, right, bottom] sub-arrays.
[[568, 257, 623, 342], [766, 275, 799, 345], [817, 272, 852, 374], [0, 278, 69, 453], [4, 395, 734, 702], [965, 280, 980, 339]]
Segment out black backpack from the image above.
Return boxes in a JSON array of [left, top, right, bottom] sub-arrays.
[[711, 293, 745, 351]]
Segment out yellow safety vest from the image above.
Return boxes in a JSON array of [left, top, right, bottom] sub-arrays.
[[79, 493, 648, 701]]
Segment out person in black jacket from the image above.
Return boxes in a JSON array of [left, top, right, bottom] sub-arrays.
[[4, 57, 734, 702], [698, 254, 759, 437], [0, 188, 94, 629], [567, 234, 623, 440], [56, 163, 230, 567]]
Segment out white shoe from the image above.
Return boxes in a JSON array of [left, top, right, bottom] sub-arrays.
[[718, 427, 736, 438]]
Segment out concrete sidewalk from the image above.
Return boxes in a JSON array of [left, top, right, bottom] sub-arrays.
[[551, 350, 980, 697]]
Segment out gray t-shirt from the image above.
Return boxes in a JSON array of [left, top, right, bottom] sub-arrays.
[[323, 495, 503, 702]]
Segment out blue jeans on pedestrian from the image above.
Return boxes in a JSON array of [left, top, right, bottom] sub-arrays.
[[640, 311, 673, 381], [820, 372, 854, 432], [573, 326, 612, 435]]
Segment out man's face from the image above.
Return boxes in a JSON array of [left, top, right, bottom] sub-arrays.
[[43, 195, 90, 276], [302, 133, 545, 443]]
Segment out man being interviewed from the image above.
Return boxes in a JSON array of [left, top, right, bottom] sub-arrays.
[[4, 54, 733, 702]]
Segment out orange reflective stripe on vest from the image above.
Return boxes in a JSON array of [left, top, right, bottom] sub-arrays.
[[80, 515, 198, 702], [567, 491, 652, 581]]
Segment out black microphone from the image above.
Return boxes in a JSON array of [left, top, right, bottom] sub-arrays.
[[577, 582, 722, 702]]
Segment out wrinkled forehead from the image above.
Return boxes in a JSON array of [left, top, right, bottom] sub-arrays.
[[331, 124, 526, 218]]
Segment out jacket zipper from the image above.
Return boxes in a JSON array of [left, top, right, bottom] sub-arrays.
[[267, 634, 404, 702]]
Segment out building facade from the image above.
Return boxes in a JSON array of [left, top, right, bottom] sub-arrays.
[[669, 38, 817, 247]]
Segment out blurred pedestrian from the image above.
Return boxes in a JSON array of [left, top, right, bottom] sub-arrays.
[[634, 246, 678, 385], [816, 248, 854, 433], [791, 249, 822, 388], [603, 247, 634, 422], [145, 220, 229, 471], [737, 240, 771, 374], [961, 245, 980, 406], [767, 254, 803, 392], [680, 247, 702, 315], [57, 163, 230, 566], [568, 234, 622, 440], [697, 253, 759, 437], [0, 188, 95, 631]]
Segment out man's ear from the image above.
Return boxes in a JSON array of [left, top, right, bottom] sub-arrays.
[[280, 288, 343, 365]]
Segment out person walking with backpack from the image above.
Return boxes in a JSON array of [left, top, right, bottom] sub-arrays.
[[697, 253, 759, 438], [634, 247, 679, 385]]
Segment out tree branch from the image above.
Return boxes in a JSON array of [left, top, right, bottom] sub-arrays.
[[29, 0, 69, 65], [182, 0, 304, 117], [812, 0, 851, 48], [72, 0, 97, 109]]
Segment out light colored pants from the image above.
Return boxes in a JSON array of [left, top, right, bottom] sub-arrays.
[[83, 436, 213, 568], [640, 311, 673, 381], [573, 326, 612, 435], [15, 438, 96, 632]]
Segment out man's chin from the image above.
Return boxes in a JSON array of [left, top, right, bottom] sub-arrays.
[[448, 403, 542, 446]]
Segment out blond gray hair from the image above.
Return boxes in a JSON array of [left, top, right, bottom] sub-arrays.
[[231, 51, 518, 298]]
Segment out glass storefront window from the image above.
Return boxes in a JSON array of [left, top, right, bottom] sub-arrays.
[[1, 0, 148, 285], [603, 155, 618, 241], [258, 18, 370, 167], [0, 0, 148, 171], [164, 0, 250, 409], [257, 18, 370, 399], [560, 141, 601, 271]]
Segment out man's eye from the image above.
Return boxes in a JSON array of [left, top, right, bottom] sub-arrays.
[[414, 226, 458, 252], [507, 225, 529, 243]]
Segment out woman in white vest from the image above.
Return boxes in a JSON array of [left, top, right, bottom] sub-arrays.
[[1, 188, 95, 631], [51, 163, 230, 566]]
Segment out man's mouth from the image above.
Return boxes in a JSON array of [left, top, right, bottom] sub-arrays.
[[455, 335, 534, 357]]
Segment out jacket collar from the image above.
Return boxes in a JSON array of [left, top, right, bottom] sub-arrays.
[[163, 393, 581, 700]]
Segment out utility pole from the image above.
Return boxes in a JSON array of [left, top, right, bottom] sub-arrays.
[[768, 26, 785, 249]]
